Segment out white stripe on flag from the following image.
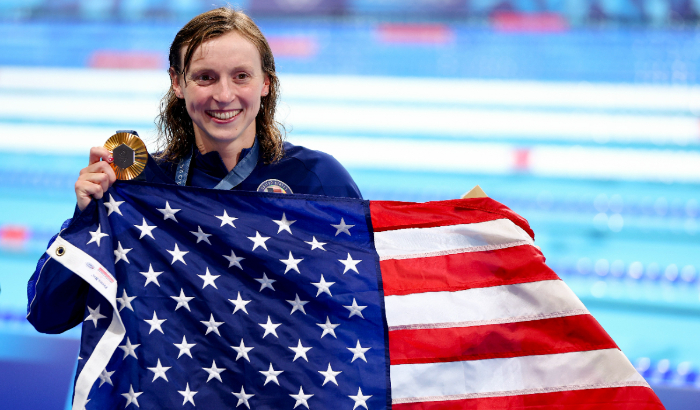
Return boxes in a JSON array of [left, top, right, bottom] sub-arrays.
[[384, 280, 586, 330], [375, 218, 534, 261], [390, 348, 648, 403]]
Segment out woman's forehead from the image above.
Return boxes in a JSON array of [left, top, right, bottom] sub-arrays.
[[183, 31, 262, 70]]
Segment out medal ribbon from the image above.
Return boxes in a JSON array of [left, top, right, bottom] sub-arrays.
[[175, 138, 259, 190]]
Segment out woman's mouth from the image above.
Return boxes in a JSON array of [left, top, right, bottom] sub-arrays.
[[206, 110, 241, 120]]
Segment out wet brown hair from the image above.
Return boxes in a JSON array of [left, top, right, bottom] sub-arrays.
[[156, 7, 284, 164]]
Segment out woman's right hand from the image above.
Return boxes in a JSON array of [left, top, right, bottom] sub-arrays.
[[75, 147, 117, 211]]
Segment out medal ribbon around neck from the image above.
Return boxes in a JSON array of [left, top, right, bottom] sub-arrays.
[[175, 137, 259, 190]]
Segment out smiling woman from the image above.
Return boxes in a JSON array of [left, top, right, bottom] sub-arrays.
[[26, 8, 363, 408], [68, 6, 361, 207], [169, 30, 270, 170], [160, 8, 281, 169]]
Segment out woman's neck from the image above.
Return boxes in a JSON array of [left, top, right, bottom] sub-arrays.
[[194, 133, 255, 172]]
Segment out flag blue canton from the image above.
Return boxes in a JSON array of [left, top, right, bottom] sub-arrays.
[[63, 182, 388, 409]]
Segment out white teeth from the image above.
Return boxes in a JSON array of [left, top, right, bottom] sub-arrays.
[[208, 110, 240, 120]]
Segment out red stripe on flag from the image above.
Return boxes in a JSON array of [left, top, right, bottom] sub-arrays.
[[370, 198, 533, 238], [389, 314, 617, 365], [382, 244, 557, 296], [392, 386, 664, 410]]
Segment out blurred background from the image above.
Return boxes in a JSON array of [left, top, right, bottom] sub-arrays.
[[0, 0, 699, 409]]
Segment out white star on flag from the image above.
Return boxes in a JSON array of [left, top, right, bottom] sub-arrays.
[[273, 213, 296, 234], [290, 386, 313, 409], [331, 217, 354, 236], [203, 360, 226, 382], [259, 316, 281, 338], [144, 311, 166, 334], [280, 251, 303, 274], [116, 289, 136, 312], [231, 339, 254, 362], [311, 275, 335, 297], [286, 294, 308, 315], [157, 201, 180, 222], [198, 267, 220, 289], [349, 387, 372, 410], [339, 253, 361, 274], [167, 243, 188, 265], [98, 369, 114, 387], [134, 218, 156, 240], [318, 363, 342, 386], [170, 289, 194, 311], [201, 314, 224, 336], [84, 304, 106, 327], [140, 264, 163, 287], [173, 336, 196, 359], [104, 194, 124, 216], [121, 385, 143, 407], [229, 292, 251, 314], [114, 241, 131, 264], [216, 210, 237, 227], [223, 250, 244, 269], [119, 337, 139, 359], [348, 340, 371, 363], [87, 224, 109, 246], [317, 316, 340, 338], [247, 231, 270, 251], [259, 363, 283, 386], [289, 339, 312, 362], [255, 273, 276, 292], [232, 386, 255, 409], [147, 359, 171, 382], [343, 298, 367, 319], [304, 236, 326, 251], [178, 383, 197, 406], [190, 226, 212, 244]]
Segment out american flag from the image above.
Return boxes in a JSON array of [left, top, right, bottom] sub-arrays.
[[46, 182, 663, 410]]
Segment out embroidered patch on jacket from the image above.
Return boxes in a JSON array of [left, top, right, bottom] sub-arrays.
[[257, 179, 293, 194]]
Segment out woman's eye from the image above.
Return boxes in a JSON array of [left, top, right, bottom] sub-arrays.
[[192, 74, 215, 83]]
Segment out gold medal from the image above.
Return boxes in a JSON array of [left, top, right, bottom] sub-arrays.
[[104, 132, 148, 180]]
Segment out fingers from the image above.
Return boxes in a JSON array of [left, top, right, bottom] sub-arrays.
[[80, 170, 115, 194], [75, 179, 104, 211], [79, 161, 117, 185], [89, 146, 112, 165], [76, 150, 119, 211]]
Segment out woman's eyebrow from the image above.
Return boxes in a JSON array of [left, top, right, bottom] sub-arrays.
[[189, 62, 256, 72]]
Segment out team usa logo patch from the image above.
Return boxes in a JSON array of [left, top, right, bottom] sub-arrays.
[[257, 179, 293, 194]]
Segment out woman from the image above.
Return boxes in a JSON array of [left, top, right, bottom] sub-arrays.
[[27, 7, 363, 406], [75, 7, 360, 208], [31, 6, 361, 332]]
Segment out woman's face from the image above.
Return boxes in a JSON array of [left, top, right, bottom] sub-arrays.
[[171, 31, 270, 152]]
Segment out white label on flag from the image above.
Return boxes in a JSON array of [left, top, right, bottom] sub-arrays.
[[47, 236, 125, 410]]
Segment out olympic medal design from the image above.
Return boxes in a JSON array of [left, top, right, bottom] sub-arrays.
[[104, 132, 148, 180]]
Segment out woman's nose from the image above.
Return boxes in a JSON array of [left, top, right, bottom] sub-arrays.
[[213, 79, 235, 103]]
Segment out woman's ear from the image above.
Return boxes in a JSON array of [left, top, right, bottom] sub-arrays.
[[261, 74, 270, 97], [169, 67, 183, 99]]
